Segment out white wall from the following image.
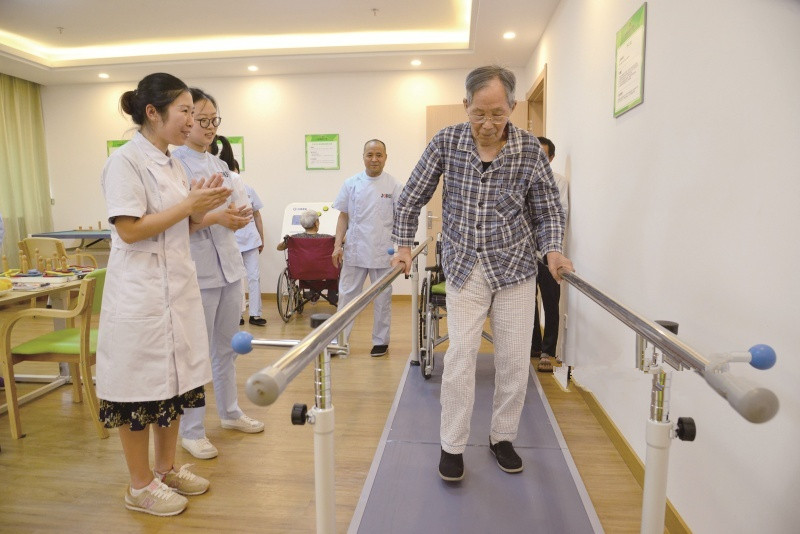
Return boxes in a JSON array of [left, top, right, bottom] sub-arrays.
[[522, 1, 800, 532], [40, 69, 477, 296]]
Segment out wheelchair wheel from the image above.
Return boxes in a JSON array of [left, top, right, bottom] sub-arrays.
[[418, 279, 428, 348], [419, 279, 433, 379], [276, 269, 294, 322], [422, 309, 436, 379]]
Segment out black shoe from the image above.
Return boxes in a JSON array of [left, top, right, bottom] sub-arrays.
[[370, 345, 388, 357], [489, 441, 523, 473], [239, 317, 245, 326], [438, 449, 464, 482], [249, 316, 267, 326]]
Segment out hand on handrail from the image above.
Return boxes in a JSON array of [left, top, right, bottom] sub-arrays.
[[546, 251, 575, 282], [391, 246, 412, 275]]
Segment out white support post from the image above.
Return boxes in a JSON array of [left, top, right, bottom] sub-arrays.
[[311, 405, 336, 534], [311, 345, 336, 534], [641, 368, 672, 534], [641, 419, 672, 534]]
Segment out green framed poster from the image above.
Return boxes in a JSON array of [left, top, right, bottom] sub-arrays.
[[613, 3, 647, 117], [305, 134, 340, 170], [106, 139, 128, 156]]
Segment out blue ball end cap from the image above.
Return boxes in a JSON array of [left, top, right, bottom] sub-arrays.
[[749, 344, 776, 370], [387, 248, 395, 255], [232, 331, 254, 354]]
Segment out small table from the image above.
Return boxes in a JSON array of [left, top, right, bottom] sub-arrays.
[[31, 229, 111, 249], [0, 280, 83, 418]]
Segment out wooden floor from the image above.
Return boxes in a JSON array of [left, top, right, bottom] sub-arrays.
[[0, 296, 647, 533]]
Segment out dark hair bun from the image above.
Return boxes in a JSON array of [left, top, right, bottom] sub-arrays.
[[119, 73, 188, 126]]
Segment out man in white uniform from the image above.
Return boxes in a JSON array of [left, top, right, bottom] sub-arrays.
[[235, 182, 266, 326], [332, 139, 402, 357]]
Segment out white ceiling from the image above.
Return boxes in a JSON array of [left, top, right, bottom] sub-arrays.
[[0, 0, 559, 85]]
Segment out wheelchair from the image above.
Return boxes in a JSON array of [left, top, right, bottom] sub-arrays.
[[417, 237, 493, 379], [276, 235, 340, 322]]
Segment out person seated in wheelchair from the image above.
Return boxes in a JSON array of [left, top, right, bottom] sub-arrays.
[[276, 209, 333, 250], [277, 210, 338, 305]]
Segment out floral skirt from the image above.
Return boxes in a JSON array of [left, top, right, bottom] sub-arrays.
[[99, 386, 205, 431]]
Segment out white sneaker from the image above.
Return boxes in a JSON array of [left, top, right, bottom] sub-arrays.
[[220, 414, 265, 434], [125, 478, 188, 516], [181, 437, 219, 459], [158, 464, 210, 496]]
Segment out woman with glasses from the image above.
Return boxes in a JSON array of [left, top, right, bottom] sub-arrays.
[[172, 88, 265, 461]]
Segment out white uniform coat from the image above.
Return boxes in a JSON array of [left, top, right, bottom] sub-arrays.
[[235, 183, 264, 253], [97, 132, 212, 402], [332, 171, 402, 268], [172, 146, 248, 288]]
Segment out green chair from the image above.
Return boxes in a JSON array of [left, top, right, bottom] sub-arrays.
[[1, 269, 109, 439]]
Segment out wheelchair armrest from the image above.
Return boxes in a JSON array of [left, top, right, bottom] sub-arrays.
[[424, 266, 442, 273]]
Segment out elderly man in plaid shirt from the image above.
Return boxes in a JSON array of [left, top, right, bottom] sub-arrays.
[[392, 65, 574, 482]]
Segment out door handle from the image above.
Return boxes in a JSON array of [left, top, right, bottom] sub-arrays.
[[426, 211, 439, 229]]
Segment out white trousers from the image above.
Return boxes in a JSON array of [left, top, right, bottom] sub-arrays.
[[337, 263, 392, 346], [240, 248, 262, 317], [180, 281, 244, 439], [440, 262, 536, 454]]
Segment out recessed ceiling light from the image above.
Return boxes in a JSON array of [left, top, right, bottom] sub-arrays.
[[247, 65, 258, 72], [503, 31, 516, 40], [410, 59, 422, 67], [98, 73, 109, 79]]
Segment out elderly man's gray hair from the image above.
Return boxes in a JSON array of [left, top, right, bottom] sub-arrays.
[[465, 65, 516, 110], [299, 209, 320, 230]]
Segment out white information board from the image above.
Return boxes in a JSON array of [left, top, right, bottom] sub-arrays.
[[279, 201, 340, 238], [614, 3, 647, 117]]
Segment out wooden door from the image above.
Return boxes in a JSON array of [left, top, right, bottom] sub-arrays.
[[423, 102, 528, 266]]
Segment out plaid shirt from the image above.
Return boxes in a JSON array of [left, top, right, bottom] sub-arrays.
[[393, 122, 565, 291]]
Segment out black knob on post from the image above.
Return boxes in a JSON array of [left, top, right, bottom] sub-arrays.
[[310, 313, 331, 328], [676, 417, 696, 441], [291, 403, 308, 425]]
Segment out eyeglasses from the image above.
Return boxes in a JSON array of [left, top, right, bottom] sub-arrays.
[[195, 116, 222, 128], [467, 113, 509, 125]]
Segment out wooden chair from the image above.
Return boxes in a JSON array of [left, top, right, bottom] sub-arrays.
[[18, 236, 97, 271], [0, 269, 109, 439]]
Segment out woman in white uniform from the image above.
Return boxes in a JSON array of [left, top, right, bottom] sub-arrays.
[[214, 135, 267, 326], [98, 73, 231, 516], [173, 88, 265, 461], [235, 181, 266, 325]]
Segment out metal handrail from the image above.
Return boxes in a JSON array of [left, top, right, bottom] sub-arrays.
[[245, 239, 430, 406], [556, 267, 779, 423], [560, 269, 709, 370], [546, 261, 778, 534]]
